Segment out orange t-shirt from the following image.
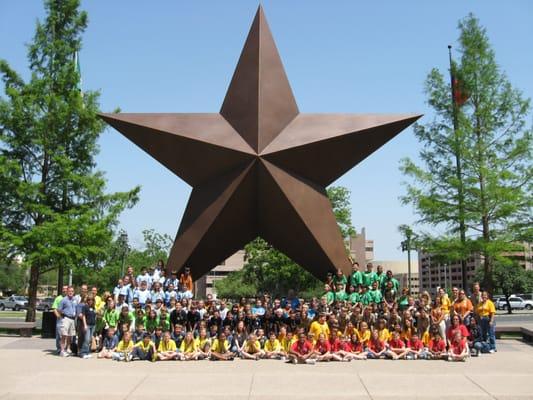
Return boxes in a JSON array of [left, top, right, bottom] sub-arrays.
[[179, 274, 193, 292], [453, 298, 473, 318]]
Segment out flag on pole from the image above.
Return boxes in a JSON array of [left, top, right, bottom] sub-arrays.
[[452, 71, 469, 106]]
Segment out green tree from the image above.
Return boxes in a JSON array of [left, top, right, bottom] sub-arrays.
[[400, 14, 532, 293], [71, 228, 172, 292], [476, 260, 533, 314], [0, 262, 29, 295], [0, 0, 139, 321], [215, 186, 355, 299]]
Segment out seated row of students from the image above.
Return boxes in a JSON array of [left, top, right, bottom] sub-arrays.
[[96, 322, 469, 363]]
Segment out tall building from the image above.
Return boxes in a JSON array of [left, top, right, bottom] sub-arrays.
[[348, 227, 374, 267], [418, 252, 482, 295], [418, 242, 532, 295]]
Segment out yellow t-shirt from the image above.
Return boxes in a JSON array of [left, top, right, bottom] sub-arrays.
[[309, 321, 330, 340], [94, 295, 104, 311], [401, 328, 412, 342], [180, 340, 198, 353], [356, 329, 371, 344], [211, 339, 230, 353], [195, 337, 211, 351], [243, 339, 261, 353], [421, 331, 430, 346], [116, 340, 133, 352], [378, 328, 391, 342], [264, 339, 281, 352], [441, 295, 451, 315], [475, 299, 495, 317], [158, 340, 177, 352], [281, 336, 296, 352], [134, 340, 154, 352]]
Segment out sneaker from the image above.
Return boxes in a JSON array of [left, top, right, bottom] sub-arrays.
[[82, 354, 92, 359], [447, 356, 452, 361], [280, 356, 286, 361], [305, 359, 316, 365], [60, 351, 70, 357], [489, 349, 495, 354]]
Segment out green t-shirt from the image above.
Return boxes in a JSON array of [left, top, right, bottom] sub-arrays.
[[382, 277, 400, 293], [145, 316, 160, 333], [52, 295, 63, 309], [324, 291, 335, 305], [360, 291, 373, 306], [349, 271, 363, 287], [332, 275, 347, 287], [334, 290, 348, 302], [348, 292, 360, 304], [103, 309, 119, 328], [376, 273, 386, 289], [159, 314, 171, 331], [362, 271, 378, 288], [369, 289, 383, 304]]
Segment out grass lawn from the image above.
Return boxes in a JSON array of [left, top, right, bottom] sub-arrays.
[[0, 311, 43, 319]]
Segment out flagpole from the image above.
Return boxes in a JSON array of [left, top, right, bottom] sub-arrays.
[[448, 45, 468, 292]]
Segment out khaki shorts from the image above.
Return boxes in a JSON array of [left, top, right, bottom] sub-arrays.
[[60, 317, 76, 337]]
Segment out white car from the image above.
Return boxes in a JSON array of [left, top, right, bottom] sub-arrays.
[[496, 296, 533, 311], [0, 295, 29, 311]]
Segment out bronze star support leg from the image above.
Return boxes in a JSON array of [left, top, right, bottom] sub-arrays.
[[258, 159, 352, 280], [167, 162, 257, 279]]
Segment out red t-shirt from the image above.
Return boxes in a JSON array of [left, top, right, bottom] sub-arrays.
[[291, 340, 313, 355], [389, 338, 405, 349], [446, 324, 469, 341], [450, 338, 466, 355], [314, 340, 331, 354], [408, 338, 424, 351], [368, 339, 385, 352], [329, 338, 342, 352], [429, 338, 446, 352], [344, 341, 363, 352]]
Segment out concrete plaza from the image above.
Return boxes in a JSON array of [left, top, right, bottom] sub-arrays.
[[0, 337, 532, 400]]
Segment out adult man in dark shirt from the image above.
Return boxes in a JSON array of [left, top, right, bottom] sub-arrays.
[[169, 302, 187, 330]]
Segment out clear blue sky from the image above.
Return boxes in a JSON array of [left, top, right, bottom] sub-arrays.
[[1, 1, 532, 260]]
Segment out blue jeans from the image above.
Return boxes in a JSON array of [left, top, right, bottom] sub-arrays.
[[80, 325, 95, 356], [55, 318, 62, 352], [480, 317, 497, 351]]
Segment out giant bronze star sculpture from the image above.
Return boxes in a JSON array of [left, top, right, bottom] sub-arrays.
[[100, 6, 421, 280]]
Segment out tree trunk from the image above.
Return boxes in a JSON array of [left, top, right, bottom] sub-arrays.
[[25, 264, 40, 322], [481, 214, 493, 295], [505, 297, 512, 314]]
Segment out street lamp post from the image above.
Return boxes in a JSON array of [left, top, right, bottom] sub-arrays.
[[401, 235, 412, 293]]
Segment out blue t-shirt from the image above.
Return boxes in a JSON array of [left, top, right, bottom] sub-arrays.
[[103, 335, 119, 350], [58, 296, 77, 318]]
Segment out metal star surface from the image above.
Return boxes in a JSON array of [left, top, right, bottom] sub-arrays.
[[100, 6, 421, 280]]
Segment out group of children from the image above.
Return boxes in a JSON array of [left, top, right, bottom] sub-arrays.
[[55, 261, 496, 364]]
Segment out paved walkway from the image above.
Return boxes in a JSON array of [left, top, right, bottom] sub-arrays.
[[0, 337, 532, 399]]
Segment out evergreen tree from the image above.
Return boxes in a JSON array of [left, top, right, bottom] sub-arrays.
[[401, 14, 532, 293], [0, 0, 139, 321]]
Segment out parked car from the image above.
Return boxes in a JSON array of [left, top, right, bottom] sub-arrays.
[[0, 295, 29, 311], [496, 296, 533, 311], [36, 297, 55, 312]]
